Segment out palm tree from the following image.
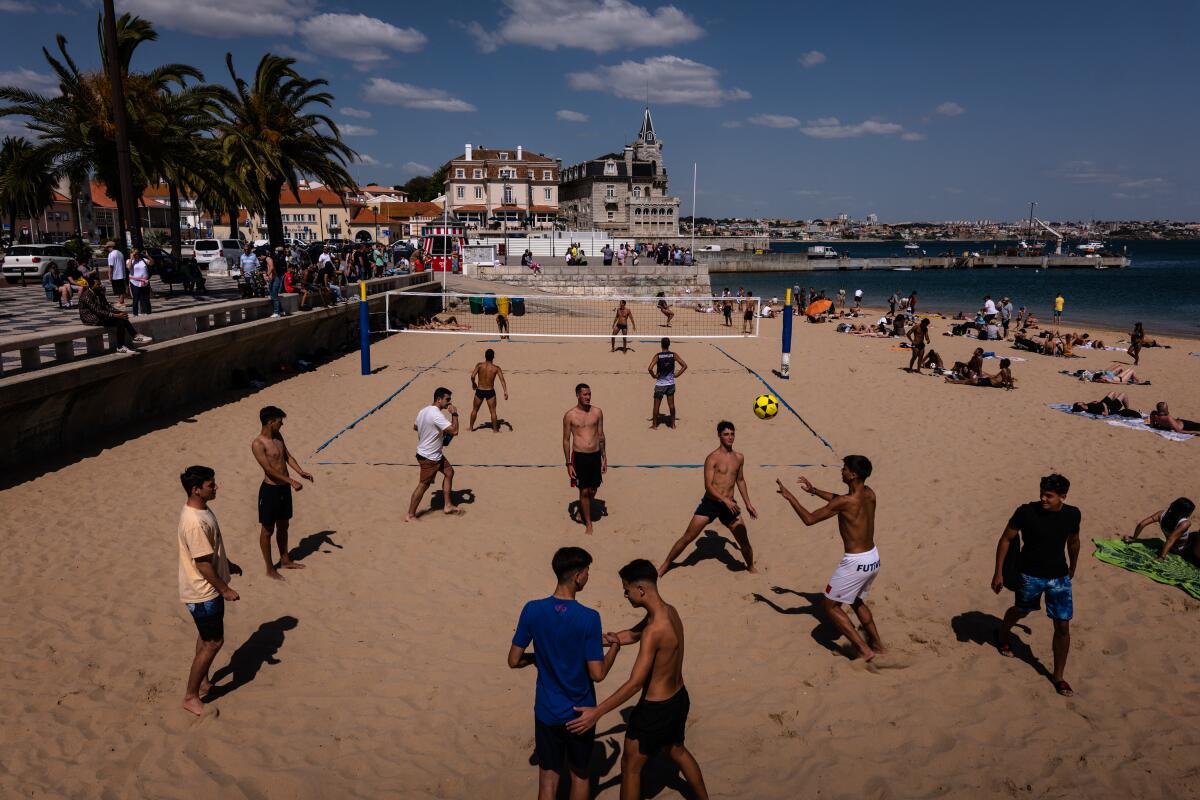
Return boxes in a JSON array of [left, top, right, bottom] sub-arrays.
[[212, 53, 357, 249], [0, 136, 57, 243], [0, 14, 203, 248]]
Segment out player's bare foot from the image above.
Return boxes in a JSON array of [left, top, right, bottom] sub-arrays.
[[444, 506, 465, 516], [404, 513, 420, 522], [745, 564, 759, 574], [182, 696, 206, 716], [199, 679, 212, 696], [266, 568, 285, 581], [280, 561, 305, 570], [657, 563, 672, 578], [584, 523, 594, 535]]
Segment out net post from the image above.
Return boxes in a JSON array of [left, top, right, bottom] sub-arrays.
[[778, 288, 793, 379], [359, 280, 371, 375]]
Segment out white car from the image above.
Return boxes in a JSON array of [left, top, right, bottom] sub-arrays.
[[2, 244, 77, 283], [192, 238, 243, 270], [699, 244, 722, 252]]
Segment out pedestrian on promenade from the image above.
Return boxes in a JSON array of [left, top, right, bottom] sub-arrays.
[[266, 248, 284, 318], [106, 241, 127, 306], [177, 465, 241, 716]]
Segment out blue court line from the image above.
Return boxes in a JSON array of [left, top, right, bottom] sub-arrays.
[[313, 342, 468, 454], [708, 344, 838, 455], [316, 461, 833, 468]]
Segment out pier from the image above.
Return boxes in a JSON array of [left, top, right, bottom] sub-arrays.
[[701, 252, 1129, 273]]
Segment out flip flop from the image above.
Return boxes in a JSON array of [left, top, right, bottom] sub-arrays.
[[1054, 680, 1074, 697], [994, 630, 1014, 658]]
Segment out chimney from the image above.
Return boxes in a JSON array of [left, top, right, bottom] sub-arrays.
[[624, 145, 633, 173], [516, 145, 523, 161], [464, 143, 472, 160]]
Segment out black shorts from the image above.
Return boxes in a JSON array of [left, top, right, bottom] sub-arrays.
[[535, 718, 595, 773], [744, 310, 753, 321], [572, 450, 603, 490], [186, 596, 225, 642], [614, 323, 628, 333], [722, 307, 732, 319], [694, 495, 738, 527], [496, 314, 508, 327], [627, 687, 690, 755], [258, 482, 293, 527], [111, 278, 127, 296], [475, 388, 496, 400]]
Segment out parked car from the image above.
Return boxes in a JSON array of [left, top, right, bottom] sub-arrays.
[[2, 244, 77, 283], [192, 238, 243, 270]]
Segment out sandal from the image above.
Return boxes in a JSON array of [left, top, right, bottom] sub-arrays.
[[1054, 680, 1074, 697], [994, 630, 1014, 658]]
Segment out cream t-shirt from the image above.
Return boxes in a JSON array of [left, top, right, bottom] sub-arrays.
[[178, 505, 230, 603]]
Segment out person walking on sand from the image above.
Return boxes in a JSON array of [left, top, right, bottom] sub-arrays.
[[251, 406, 313, 581], [992, 473, 1080, 697], [563, 383, 606, 535], [508, 547, 621, 800], [776, 455, 886, 662], [177, 465, 241, 716], [567, 559, 709, 800], [907, 318, 930, 373], [470, 349, 509, 433], [612, 300, 637, 353], [659, 421, 757, 575], [406, 387, 462, 521], [648, 337, 687, 430], [1053, 291, 1065, 323]]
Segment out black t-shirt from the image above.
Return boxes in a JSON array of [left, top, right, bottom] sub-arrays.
[[1008, 501, 1081, 579]]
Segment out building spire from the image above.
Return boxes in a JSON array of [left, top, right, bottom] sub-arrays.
[[639, 107, 656, 143]]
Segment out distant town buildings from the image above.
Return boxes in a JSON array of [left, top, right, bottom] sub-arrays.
[[441, 144, 560, 231], [558, 108, 681, 237]]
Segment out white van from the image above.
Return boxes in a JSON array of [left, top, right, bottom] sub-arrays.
[[193, 238, 243, 270]]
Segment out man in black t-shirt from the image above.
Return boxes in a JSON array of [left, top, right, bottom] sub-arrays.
[[991, 474, 1081, 697]]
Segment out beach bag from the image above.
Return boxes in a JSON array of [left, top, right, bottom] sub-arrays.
[[1002, 536, 1023, 592]]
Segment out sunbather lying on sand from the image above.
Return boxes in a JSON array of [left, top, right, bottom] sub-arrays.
[[946, 358, 1015, 388], [1066, 365, 1149, 384], [1069, 392, 1142, 418], [1148, 402, 1200, 433], [951, 347, 985, 380]]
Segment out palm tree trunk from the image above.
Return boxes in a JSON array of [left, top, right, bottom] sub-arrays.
[[168, 180, 183, 261], [226, 200, 238, 240], [264, 179, 285, 250]]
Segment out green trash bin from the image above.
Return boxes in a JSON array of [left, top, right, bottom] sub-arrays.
[[469, 296, 483, 315]]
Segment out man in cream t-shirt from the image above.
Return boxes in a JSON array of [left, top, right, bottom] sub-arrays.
[[177, 465, 241, 716], [106, 241, 127, 306], [405, 387, 462, 522]]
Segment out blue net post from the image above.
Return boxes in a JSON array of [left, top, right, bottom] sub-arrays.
[[359, 281, 371, 375], [779, 287, 793, 379]]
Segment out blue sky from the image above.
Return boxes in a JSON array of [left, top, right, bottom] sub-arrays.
[[1, 0, 1197, 221]]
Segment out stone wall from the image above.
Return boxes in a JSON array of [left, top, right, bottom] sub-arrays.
[[469, 263, 711, 297]]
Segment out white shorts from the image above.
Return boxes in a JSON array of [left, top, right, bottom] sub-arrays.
[[824, 547, 880, 605]]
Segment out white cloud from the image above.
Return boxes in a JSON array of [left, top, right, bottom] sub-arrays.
[[356, 154, 381, 166], [792, 189, 821, 196], [799, 50, 826, 68], [567, 55, 749, 107], [720, 120, 743, 128], [748, 114, 801, 129], [468, 0, 703, 53], [340, 107, 372, 119], [556, 109, 589, 123], [363, 78, 476, 112], [271, 43, 316, 63], [0, 0, 34, 11], [901, 131, 926, 141], [339, 124, 377, 137], [401, 161, 433, 175], [0, 67, 60, 96], [116, 0, 314, 37], [299, 13, 426, 66], [798, 117, 904, 139], [1119, 177, 1166, 189], [935, 101, 965, 116]]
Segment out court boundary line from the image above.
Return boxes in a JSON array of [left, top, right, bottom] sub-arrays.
[[316, 461, 837, 469], [313, 342, 469, 455], [708, 343, 838, 455]]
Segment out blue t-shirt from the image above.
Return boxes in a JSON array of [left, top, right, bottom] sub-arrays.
[[512, 597, 604, 725]]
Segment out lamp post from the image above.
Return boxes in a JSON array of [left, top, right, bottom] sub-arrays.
[[373, 205, 379, 242], [316, 198, 324, 242]]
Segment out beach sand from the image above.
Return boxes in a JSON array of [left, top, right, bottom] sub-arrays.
[[2, 307, 1199, 799]]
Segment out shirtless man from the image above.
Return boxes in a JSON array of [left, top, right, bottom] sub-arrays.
[[1149, 402, 1200, 433], [251, 406, 313, 581], [741, 292, 755, 335], [659, 421, 758, 575], [563, 384, 606, 534], [776, 455, 885, 661], [907, 318, 930, 372], [611, 300, 636, 353], [656, 292, 674, 327], [567, 559, 709, 800], [469, 348, 509, 433]]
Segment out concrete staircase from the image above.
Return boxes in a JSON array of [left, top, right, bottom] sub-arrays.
[[465, 263, 712, 297]]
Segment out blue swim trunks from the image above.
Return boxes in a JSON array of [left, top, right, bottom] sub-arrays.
[[186, 595, 225, 641], [1015, 574, 1073, 620]]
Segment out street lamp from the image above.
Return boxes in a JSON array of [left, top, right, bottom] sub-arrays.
[[316, 198, 324, 242]]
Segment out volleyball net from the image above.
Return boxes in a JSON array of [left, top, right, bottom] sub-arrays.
[[383, 291, 762, 338]]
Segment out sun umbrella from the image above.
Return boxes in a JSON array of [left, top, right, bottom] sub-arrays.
[[805, 299, 833, 316]]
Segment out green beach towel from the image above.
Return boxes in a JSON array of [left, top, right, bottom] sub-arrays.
[[1092, 538, 1200, 600]]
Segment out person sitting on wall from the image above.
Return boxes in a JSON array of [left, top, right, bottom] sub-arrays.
[[78, 273, 153, 354]]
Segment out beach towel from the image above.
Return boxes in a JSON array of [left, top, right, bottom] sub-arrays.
[[984, 354, 1026, 362], [1048, 403, 1194, 441], [1058, 369, 1150, 385], [1093, 538, 1200, 600]]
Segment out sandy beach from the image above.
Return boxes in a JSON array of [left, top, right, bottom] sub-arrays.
[[2, 305, 1199, 799]]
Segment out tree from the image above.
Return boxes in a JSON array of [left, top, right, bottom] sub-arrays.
[[400, 167, 447, 203], [0, 136, 57, 243], [211, 53, 356, 250]]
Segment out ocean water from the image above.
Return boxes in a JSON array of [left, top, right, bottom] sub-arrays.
[[726, 240, 1200, 338]]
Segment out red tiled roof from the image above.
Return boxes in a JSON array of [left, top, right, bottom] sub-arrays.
[[379, 201, 444, 219], [528, 205, 558, 213], [456, 204, 487, 212], [278, 188, 351, 206]]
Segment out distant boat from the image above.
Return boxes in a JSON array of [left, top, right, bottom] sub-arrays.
[[903, 242, 921, 251], [893, 267, 912, 271], [1075, 240, 1105, 254]]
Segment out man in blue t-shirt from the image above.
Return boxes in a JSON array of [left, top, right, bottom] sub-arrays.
[[509, 547, 621, 799]]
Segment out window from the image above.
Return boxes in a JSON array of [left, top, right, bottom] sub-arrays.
[[605, 185, 615, 199], [543, 188, 551, 200], [474, 186, 483, 199], [633, 186, 641, 198], [607, 211, 614, 220], [456, 186, 465, 199], [473, 169, 482, 178], [329, 213, 338, 224], [499, 152, 509, 160], [604, 161, 616, 176], [543, 170, 552, 180], [503, 186, 513, 204], [455, 168, 465, 178], [635, 208, 642, 216]]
